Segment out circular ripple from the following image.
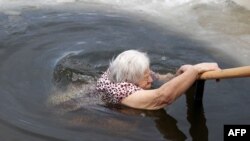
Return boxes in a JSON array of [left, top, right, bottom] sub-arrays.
[[0, 8, 246, 141]]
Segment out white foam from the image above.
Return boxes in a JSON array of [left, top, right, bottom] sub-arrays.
[[232, 0, 250, 10], [76, 41, 87, 45], [56, 0, 76, 3], [1, 0, 249, 66], [53, 50, 83, 66], [0, 0, 229, 11], [3, 10, 21, 16]]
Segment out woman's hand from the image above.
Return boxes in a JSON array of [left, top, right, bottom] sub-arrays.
[[194, 62, 221, 74], [176, 62, 221, 76], [176, 64, 196, 76]]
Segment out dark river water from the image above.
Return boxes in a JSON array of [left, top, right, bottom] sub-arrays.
[[0, 1, 249, 141]]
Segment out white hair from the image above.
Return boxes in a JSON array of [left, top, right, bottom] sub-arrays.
[[108, 50, 150, 83]]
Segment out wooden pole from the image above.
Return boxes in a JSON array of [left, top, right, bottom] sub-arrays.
[[199, 66, 250, 80]]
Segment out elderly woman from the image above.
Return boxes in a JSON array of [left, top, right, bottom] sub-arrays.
[[96, 50, 220, 110]]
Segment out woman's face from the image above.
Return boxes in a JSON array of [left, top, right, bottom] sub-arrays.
[[137, 68, 153, 89]]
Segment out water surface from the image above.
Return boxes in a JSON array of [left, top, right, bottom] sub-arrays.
[[0, 1, 250, 141]]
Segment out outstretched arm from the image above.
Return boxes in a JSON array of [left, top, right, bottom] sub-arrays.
[[121, 63, 220, 110]]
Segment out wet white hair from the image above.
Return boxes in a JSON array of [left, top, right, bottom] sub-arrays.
[[108, 50, 150, 83]]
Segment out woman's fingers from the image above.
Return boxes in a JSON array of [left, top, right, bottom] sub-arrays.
[[176, 64, 193, 75], [175, 63, 221, 76], [194, 62, 221, 73]]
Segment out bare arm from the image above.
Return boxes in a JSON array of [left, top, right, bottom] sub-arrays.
[[121, 63, 221, 110], [121, 66, 198, 110]]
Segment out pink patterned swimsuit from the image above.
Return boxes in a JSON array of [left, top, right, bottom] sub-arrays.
[[96, 71, 142, 104]]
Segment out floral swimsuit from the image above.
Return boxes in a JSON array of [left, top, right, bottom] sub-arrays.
[[96, 71, 142, 104]]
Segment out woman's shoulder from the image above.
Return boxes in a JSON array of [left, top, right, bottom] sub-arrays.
[[96, 70, 142, 104]]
